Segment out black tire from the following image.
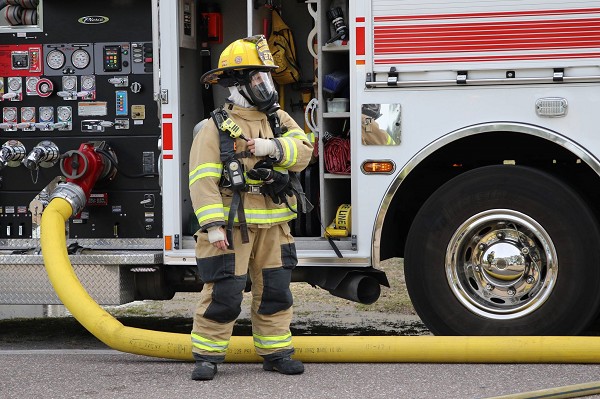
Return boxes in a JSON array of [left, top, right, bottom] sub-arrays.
[[134, 268, 176, 300], [404, 165, 600, 335]]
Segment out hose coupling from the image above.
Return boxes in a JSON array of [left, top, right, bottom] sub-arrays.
[[49, 182, 87, 216]]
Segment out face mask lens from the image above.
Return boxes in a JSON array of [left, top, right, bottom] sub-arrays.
[[249, 71, 275, 102]]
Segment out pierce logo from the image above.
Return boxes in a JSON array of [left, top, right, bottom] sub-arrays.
[[78, 16, 109, 24]]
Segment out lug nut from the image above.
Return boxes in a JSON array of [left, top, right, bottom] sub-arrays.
[[526, 275, 535, 284]]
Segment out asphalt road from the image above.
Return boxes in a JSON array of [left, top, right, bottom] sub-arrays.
[[2, 349, 600, 399]]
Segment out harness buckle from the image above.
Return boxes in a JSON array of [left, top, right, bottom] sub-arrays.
[[246, 184, 263, 195]]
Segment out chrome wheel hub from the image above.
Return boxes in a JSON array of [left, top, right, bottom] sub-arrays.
[[446, 209, 558, 320]]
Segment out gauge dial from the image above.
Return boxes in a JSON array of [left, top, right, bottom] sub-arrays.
[[62, 76, 77, 91], [8, 77, 21, 91], [71, 49, 91, 69], [21, 107, 35, 122], [39, 107, 54, 122], [3, 108, 17, 122], [46, 49, 66, 70], [26, 77, 39, 93], [57, 106, 72, 121], [81, 75, 95, 91]]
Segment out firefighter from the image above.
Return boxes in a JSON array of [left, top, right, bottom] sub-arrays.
[[188, 35, 313, 381], [361, 103, 396, 146]]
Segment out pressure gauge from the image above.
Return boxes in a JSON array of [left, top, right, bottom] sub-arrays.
[[81, 75, 95, 91], [71, 49, 91, 69], [21, 107, 35, 122], [46, 49, 66, 70], [26, 76, 39, 94], [8, 77, 21, 91], [39, 106, 54, 123], [62, 75, 77, 91], [57, 106, 72, 122], [3, 107, 17, 122]]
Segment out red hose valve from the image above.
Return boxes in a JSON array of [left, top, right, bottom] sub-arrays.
[[51, 141, 116, 216]]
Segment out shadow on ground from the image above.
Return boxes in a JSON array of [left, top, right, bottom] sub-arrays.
[[0, 316, 429, 350]]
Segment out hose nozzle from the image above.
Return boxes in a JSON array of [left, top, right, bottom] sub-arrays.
[[326, 7, 349, 43], [22, 141, 60, 170], [0, 140, 26, 170]]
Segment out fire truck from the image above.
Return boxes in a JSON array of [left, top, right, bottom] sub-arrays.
[[2, 0, 600, 336]]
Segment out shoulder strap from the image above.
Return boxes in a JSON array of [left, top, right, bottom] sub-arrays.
[[210, 107, 236, 162], [267, 111, 283, 137], [210, 107, 252, 160], [209, 106, 250, 248]]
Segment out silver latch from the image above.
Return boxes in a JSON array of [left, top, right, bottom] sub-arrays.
[[553, 69, 564, 82], [387, 67, 398, 86], [159, 89, 168, 104]]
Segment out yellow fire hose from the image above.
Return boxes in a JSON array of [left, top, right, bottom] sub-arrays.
[[484, 381, 600, 399], [41, 197, 600, 368]]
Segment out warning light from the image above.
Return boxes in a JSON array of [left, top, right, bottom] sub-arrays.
[[361, 160, 395, 174]]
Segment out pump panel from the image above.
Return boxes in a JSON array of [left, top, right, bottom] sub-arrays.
[[0, 0, 161, 242]]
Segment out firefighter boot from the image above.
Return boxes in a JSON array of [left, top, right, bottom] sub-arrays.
[[192, 361, 217, 380], [191, 353, 221, 381], [263, 354, 304, 375]]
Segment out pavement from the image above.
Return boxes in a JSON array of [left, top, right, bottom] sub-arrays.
[[2, 349, 600, 399]]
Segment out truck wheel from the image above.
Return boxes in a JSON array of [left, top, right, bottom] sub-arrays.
[[134, 268, 175, 300], [404, 165, 600, 335]]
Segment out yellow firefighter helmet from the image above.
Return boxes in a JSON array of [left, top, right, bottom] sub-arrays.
[[201, 35, 278, 85]]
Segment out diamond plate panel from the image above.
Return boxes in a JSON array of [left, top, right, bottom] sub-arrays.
[[0, 264, 135, 305]]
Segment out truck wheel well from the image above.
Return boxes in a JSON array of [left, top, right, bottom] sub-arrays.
[[380, 131, 600, 260]]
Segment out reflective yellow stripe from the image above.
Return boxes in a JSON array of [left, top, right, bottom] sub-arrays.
[[191, 333, 229, 353], [244, 172, 263, 185], [189, 163, 223, 186], [224, 205, 297, 224], [253, 332, 292, 349], [283, 128, 310, 143], [276, 137, 298, 168], [195, 203, 225, 224]]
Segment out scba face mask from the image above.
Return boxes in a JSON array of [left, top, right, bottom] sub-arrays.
[[239, 71, 279, 113]]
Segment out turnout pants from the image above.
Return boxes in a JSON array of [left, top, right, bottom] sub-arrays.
[[191, 223, 297, 362]]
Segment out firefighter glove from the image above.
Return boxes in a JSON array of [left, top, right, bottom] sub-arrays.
[[247, 160, 292, 204], [246, 162, 274, 181], [262, 172, 293, 205]]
